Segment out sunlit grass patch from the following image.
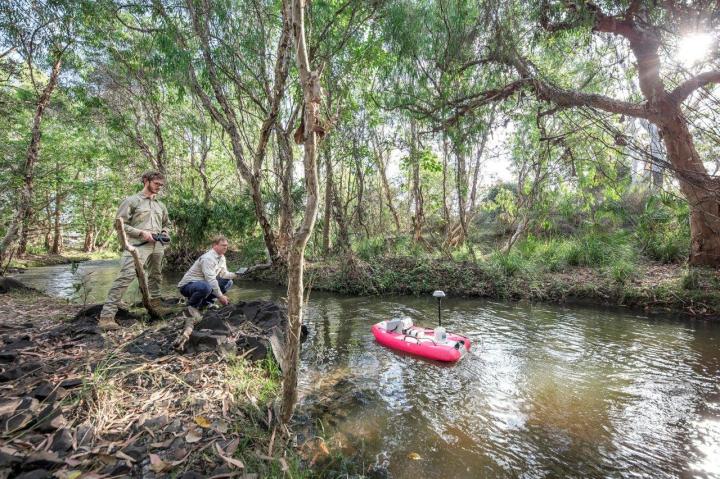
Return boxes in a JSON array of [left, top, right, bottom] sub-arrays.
[[226, 354, 281, 406]]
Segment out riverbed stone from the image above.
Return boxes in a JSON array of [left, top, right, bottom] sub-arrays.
[[4, 411, 34, 433], [235, 336, 270, 360], [75, 421, 95, 447], [122, 445, 146, 462], [2, 337, 33, 351], [103, 460, 132, 476], [59, 378, 82, 389]]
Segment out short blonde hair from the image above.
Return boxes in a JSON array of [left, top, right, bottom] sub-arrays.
[[211, 235, 229, 245]]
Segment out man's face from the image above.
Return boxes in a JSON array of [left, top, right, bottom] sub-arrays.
[[145, 178, 165, 195], [213, 241, 229, 256]]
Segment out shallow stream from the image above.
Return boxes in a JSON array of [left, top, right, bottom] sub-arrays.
[[12, 260, 720, 478]]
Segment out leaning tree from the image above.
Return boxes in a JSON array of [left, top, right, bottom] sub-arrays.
[[398, 1, 720, 265], [489, 0, 720, 266]]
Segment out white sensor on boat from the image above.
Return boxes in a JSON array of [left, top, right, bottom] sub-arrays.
[[433, 290, 446, 298]]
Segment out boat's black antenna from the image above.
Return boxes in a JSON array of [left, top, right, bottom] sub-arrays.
[[432, 290, 446, 326]]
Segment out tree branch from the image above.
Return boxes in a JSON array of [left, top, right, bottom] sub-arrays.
[[509, 54, 654, 119], [669, 70, 720, 104]]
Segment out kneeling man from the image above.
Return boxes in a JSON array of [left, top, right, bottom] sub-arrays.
[[178, 236, 238, 312]]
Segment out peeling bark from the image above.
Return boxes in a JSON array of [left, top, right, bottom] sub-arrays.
[[281, 0, 322, 423]]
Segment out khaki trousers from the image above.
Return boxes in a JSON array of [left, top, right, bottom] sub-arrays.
[[100, 242, 165, 318]]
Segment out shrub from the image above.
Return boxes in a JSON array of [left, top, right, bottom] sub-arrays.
[[167, 189, 257, 251], [636, 193, 690, 263], [487, 249, 537, 278], [529, 238, 573, 272], [609, 260, 637, 285], [354, 236, 387, 261], [681, 268, 700, 290]]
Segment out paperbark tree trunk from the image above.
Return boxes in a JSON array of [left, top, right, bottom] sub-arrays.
[[322, 148, 333, 254], [281, 0, 322, 424]]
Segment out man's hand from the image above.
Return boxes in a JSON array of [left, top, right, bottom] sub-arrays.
[[218, 295, 230, 306], [140, 230, 155, 242]]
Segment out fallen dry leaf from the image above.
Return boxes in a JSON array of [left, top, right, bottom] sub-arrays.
[[115, 450, 136, 463], [407, 452, 422, 460], [54, 470, 82, 479], [149, 453, 169, 473], [194, 415, 211, 428], [224, 438, 239, 456], [213, 419, 229, 434], [185, 429, 202, 443], [215, 442, 244, 469]]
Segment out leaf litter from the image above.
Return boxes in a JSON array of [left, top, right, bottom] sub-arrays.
[[0, 289, 300, 478]]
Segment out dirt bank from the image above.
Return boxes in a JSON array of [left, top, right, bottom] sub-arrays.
[[0, 283, 314, 478], [251, 257, 720, 320]]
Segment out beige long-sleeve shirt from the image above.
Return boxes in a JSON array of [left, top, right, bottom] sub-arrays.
[[177, 249, 237, 296], [117, 192, 170, 244]]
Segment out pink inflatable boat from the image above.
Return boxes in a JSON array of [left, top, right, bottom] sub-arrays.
[[371, 318, 471, 362]]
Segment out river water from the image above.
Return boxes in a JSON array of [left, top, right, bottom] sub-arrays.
[[12, 260, 720, 478]]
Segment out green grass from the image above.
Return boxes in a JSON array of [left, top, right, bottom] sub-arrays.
[[226, 354, 281, 406]]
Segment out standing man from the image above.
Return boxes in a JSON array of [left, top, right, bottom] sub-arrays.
[[178, 236, 238, 314], [99, 171, 170, 331]]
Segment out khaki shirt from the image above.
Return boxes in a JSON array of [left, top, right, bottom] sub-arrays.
[[117, 192, 170, 244], [178, 249, 237, 296]]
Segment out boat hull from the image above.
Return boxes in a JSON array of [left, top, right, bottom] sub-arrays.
[[371, 322, 471, 362]]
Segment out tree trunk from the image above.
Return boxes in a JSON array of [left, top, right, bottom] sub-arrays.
[[410, 120, 424, 242], [351, 137, 368, 238], [50, 193, 63, 254], [372, 138, 401, 233], [0, 55, 62, 258], [455, 147, 470, 250], [281, 0, 321, 423], [658, 109, 720, 266], [248, 174, 280, 262], [331, 176, 351, 252], [442, 134, 450, 235], [179, 0, 291, 266], [17, 221, 29, 256], [503, 215, 530, 253], [83, 226, 95, 253], [322, 148, 333, 254], [44, 194, 53, 251], [276, 122, 295, 259]]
